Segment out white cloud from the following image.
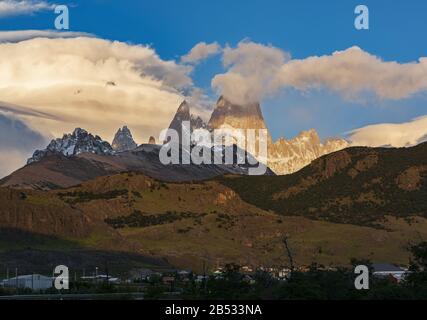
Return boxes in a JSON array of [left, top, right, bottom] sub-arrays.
[[184, 88, 214, 121], [212, 42, 427, 105], [0, 30, 92, 43], [278, 46, 427, 101], [212, 41, 289, 105], [181, 42, 221, 64], [349, 116, 427, 148], [0, 0, 55, 17], [0, 36, 194, 150]]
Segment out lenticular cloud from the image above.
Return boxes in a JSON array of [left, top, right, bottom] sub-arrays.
[[0, 36, 192, 143]]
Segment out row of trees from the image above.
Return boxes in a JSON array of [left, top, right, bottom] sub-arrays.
[[175, 242, 427, 300]]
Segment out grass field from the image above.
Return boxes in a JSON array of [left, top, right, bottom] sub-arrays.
[[1, 171, 426, 272]]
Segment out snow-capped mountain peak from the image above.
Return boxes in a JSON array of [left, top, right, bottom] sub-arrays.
[[27, 128, 114, 164]]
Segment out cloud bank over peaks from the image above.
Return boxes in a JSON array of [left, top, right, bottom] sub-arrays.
[[212, 41, 289, 105], [348, 116, 427, 148], [211, 41, 427, 105], [278, 46, 427, 101], [0, 36, 195, 144]]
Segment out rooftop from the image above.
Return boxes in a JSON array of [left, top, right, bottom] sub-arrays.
[[372, 263, 405, 273]]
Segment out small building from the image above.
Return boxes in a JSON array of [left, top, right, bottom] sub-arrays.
[[241, 266, 253, 273], [177, 270, 192, 281], [278, 268, 292, 279], [213, 269, 223, 276], [177, 270, 191, 277], [372, 264, 407, 282], [1, 274, 53, 290], [80, 275, 119, 283], [162, 276, 175, 285], [195, 275, 208, 283], [213, 270, 224, 280], [146, 272, 162, 282], [129, 268, 156, 281]]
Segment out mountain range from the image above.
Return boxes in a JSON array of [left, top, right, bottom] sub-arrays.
[[1, 142, 426, 272], [1, 95, 425, 273], [1, 143, 266, 190], [20, 96, 349, 178], [27, 128, 114, 164], [3, 95, 347, 189]]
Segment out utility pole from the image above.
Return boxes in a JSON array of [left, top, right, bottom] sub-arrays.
[[283, 235, 295, 273], [203, 260, 207, 294], [105, 260, 109, 284]]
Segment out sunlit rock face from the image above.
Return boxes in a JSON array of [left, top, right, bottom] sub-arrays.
[[208, 96, 348, 175], [112, 126, 137, 152]]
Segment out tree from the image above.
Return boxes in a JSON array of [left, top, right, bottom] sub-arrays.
[[405, 242, 427, 298]]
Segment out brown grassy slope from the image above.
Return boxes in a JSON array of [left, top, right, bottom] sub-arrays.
[[218, 142, 427, 227], [1, 171, 427, 271]]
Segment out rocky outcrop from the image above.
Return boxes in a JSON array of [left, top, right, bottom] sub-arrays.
[[28, 128, 113, 164], [112, 126, 137, 152]]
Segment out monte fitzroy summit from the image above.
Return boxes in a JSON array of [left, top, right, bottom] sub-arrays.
[[206, 96, 349, 175]]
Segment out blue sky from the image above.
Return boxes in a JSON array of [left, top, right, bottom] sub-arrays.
[[1, 0, 427, 140]]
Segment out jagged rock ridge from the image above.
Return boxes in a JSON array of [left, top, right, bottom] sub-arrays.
[[112, 126, 138, 152], [268, 129, 349, 175], [207, 96, 349, 175], [24, 97, 348, 176], [27, 128, 113, 164], [168, 100, 207, 134], [166, 100, 207, 144]]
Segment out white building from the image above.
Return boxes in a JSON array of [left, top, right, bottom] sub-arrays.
[[80, 274, 120, 283], [1, 274, 53, 290], [372, 264, 408, 282]]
